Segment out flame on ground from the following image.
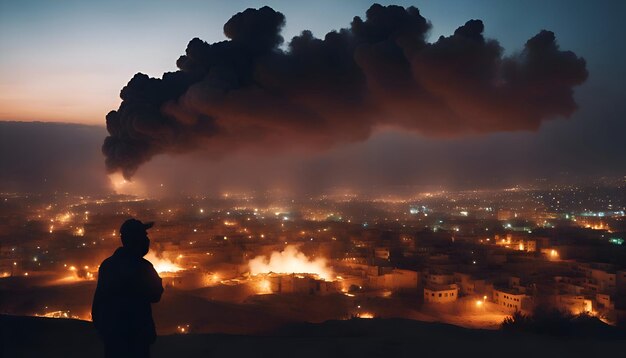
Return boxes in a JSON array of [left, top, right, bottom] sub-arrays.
[[248, 245, 333, 281], [257, 279, 272, 294], [145, 251, 182, 274]]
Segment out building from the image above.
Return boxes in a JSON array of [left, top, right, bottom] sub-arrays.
[[368, 269, 420, 291], [577, 263, 617, 292], [454, 272, 491, 297], [493, 287, 528, 311], [268, 274, 337, 295], [374, 247, 390, 260], [556, 294, 592, 315], [163, 271, 213, 290], [596, 293, 614, 310], [617, 270, 626, 295], [555, 276, 586, 295], [425, 271, 455, 286], [424, 284, 459, 303]]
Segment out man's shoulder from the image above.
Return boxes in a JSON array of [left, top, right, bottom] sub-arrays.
[[99, 248, 133, 271], [140, 258, 155, 268], [98, 255, 115, 270]]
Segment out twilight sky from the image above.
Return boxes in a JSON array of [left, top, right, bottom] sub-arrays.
[[0, 0, 624, 193], [1, 0, 623, 124]]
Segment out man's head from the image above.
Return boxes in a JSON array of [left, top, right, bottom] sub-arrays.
[[119, 218, 154, 257]]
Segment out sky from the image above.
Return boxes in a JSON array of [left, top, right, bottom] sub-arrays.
[[1, 0, 624, 124], [0, 0, 624, 193]]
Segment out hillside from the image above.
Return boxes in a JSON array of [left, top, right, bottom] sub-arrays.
[[1, 314, 624, 358]]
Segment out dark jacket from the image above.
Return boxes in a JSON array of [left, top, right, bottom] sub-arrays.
[[92, 247, 163, 343]]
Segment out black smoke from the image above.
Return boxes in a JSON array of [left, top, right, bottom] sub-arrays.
[[103, 4, 587, 179]]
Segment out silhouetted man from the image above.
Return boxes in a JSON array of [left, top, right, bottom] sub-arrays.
[[92, 218, 163, 358]]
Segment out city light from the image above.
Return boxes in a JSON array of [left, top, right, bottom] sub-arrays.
[[1, 179, 623, 337]]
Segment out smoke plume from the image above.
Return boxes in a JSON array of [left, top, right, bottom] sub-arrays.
[[248, 245, 333, 281], [103, 4, 587, 179]]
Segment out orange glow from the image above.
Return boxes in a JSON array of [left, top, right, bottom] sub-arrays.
[[177, 324, 190, 334], [257, 279, 272, 294], [56, 212, 73, 223], [108, 173, 146, 196], [145, 251, 182, 274], [40, 311, 72, 319], [248, 245, 334, 281], [585, 223, 609, 230], [202, 273, 221, 286]]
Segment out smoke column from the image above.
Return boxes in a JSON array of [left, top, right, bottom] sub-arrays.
[[103, 4, 587, 179], [248, 245, 333, 281]]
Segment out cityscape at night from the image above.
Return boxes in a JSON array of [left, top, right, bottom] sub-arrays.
[[1, 179, 625, 354], [1, 0, 625, 357]]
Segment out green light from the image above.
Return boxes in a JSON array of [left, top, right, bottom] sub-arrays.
[[608, 238, 624, 245]]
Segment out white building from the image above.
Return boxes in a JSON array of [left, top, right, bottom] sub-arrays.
[[577, 263, 617, 292], [424, 284, 459, 303], [493, 288, 528, 311]]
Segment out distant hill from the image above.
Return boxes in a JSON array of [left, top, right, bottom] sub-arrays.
[[1, 314, 624, 358], [0, 121, 109, 194]]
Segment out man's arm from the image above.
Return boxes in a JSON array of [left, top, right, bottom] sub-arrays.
[[91, 263, 110, 330], [140, 260, 164, 303]]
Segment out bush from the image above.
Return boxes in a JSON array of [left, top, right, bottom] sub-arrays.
[[501, 310, 532, 332], [501, 308, 624, 338], [501, 308, 574, 336]]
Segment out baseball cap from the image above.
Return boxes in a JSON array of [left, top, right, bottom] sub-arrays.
[[119, 218, 154, 237]]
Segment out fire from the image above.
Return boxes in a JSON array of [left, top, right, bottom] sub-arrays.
[[248, 245, 334, 281], [145, 251, 182, 274], [56, 212, 73, 223], [41, 311, 72, 319], [108, 172, 146, 196], [257, 279, 272, 294]]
